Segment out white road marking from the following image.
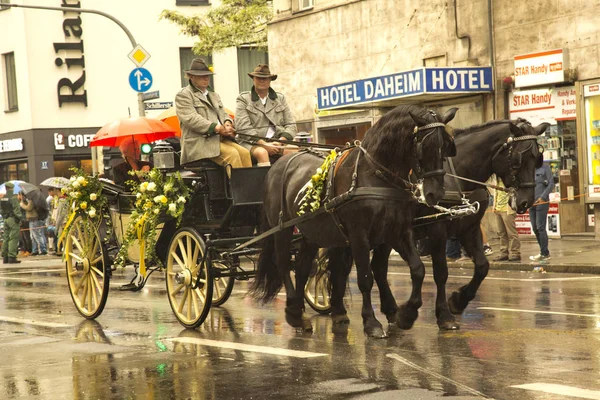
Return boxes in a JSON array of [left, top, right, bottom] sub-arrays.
[[168, 337, 328, 358], [511, 383, 600, 399], [0, 268, 64, 275], [387, 353, 490, 398], [478, 307, 600, 318], [0, 315, 72, 328], [387, 272, 600, 282]]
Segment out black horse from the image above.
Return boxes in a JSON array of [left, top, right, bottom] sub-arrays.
[[361, 118, 549, 330], [251, 105, 457, 338]]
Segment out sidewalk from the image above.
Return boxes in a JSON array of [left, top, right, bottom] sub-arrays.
[[389, 236, 600, 274]]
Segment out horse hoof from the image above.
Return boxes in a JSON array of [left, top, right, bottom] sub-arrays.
[[438, 321, 460, 331], [331, 314, 350, 325], [396, 305, 418, 330], [285, 309, 304, 328], [365, 326, 387, 339], [448, 292, 465, 315]]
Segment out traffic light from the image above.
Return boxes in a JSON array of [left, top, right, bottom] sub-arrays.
[[140, 143, 153, 155]]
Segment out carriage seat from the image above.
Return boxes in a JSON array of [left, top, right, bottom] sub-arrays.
[[182, 159, 222, 172]]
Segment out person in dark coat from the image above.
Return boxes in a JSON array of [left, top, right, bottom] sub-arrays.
[[113, 137, 153, 190], [1, 182, 23, 263]]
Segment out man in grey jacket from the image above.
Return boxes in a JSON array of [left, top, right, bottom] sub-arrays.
[[235, 64, 297, 166], [175, 59, 251, 169]]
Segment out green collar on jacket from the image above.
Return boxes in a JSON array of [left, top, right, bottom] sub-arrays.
[[251, 86, 277, 102]]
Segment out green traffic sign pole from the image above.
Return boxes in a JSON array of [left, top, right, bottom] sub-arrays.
[[4, 3, 148, 175]]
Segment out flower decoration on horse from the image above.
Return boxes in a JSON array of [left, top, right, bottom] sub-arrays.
[[296, 149, 338, 215], [114, 168, 190, 273]]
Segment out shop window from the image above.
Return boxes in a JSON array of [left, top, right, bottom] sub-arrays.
[[179, 48, 213, 89], [319, 123, 371, 146], [2, 52, 18, 111], [53, 159, 92, 178], [237, 47, 269, 93], [0, 161, 28, 183]]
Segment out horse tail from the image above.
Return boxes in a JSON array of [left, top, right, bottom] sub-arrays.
[[250, 213, 283, 303]]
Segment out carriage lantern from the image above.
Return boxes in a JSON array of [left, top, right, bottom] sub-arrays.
[[152, 140, 177, 171]]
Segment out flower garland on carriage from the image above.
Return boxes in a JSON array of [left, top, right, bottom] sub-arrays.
[[113, 168, 190, 274], [59, 167, 190, 276]]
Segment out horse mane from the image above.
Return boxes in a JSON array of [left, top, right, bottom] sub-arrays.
[[453, 119, 512, 138], [361, 105, 426, 171]]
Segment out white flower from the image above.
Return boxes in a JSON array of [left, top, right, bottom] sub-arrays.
[[77, 176, 85, 184], [139, 182, 148, 192], [72, 181, 80, 189], [306, 181, 313, 189], [316, 168, 323, 174], [70, 176, 76, 182], [153, 195, 164, 203], [147, 182, 157, 192], [90, 193, 97, 201], [136, 192, 142, 198], [88, 207, 96, 218], [154, 208, 160, 214], [168, 203, 177, 212], [177, 196, 186, 204]]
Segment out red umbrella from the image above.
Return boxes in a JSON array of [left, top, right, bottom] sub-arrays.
[[90, 117, 178, 147]]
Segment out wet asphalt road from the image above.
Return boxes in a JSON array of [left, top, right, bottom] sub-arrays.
[[1, 259, 600, 399]]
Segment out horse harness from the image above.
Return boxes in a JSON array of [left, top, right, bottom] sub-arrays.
[[233, 121, 451, 251]]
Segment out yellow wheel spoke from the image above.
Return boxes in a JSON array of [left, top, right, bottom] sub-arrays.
[[195, 286, 206, 304], [71, 236, 84, 254], [177, 239, 188, 266], [172, 252, 185, 271], [171, 282, 185, 295], [74, 273, 86, 295], [177, 288, 189, 314]]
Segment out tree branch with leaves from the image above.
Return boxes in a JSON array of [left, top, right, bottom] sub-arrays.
[[160, 0, 273, 55]]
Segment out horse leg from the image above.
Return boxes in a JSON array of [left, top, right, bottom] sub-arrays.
[[273, 228, 304, 329], [290, 240, 318, 331], [394, 234, 425, 330], [429, 237, 459, 330], [371, 244, 400, 324], [448, 228, 489, 315], [328, 247, 352, 325], [350, 241, 386, 338]]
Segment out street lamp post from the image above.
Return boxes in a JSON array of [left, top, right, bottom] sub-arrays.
[[4, 3, 147, 174]]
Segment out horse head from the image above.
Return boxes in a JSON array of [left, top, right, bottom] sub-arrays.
[[493, 118, 549, 213], [409, 107, 458, 206]]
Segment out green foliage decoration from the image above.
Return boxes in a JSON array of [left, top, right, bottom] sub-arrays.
[[296, 150, 339, 216], [113, 169, 191, 270]]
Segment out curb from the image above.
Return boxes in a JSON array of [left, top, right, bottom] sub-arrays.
[[388, 258, 600, 275]]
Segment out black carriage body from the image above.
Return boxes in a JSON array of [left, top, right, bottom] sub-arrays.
[[179, 164, 268, 239]]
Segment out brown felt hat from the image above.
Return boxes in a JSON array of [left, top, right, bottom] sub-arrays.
[[185, 58, 214, 76], [248, 64, 277, 80]]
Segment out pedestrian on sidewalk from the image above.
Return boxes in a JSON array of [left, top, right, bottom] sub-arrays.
[[492, 178, 521, 261], [1, 182, 22, 264], [529, 156, 554, 261]]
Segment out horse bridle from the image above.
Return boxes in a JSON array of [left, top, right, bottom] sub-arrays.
[[492, 121, 539, 190], [412, 113, 455, 179]]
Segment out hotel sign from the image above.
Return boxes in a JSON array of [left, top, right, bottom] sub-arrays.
[[514, 49, 566, 88], [317, 67, 493, 111]]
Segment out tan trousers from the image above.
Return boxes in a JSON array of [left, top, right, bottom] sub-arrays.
[[210, 141, 252, 169], [493, 211, 521, 257]]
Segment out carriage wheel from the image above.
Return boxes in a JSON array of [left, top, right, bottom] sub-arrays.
[[304, 248, 332, 314], [166, 228, 212, 329], [212, 261, 234, 307], [65, 216, 110, 319]]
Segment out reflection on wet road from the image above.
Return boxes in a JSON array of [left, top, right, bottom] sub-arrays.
[[1, 261, 600, 399]]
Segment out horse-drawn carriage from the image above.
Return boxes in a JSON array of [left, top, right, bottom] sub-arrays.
[[63, 144, 331, 328], [63, 105, 548, 335]]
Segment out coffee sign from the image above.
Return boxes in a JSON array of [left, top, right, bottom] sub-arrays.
[[54, 132, 94, 150]]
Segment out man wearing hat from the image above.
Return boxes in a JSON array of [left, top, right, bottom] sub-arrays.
[[175, 58, 252, 169], [0, 182, 22, 263], [235, 64, 298, 166]]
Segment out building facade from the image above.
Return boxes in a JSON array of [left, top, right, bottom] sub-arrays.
[[0, 0, 267, 184], [268, 0, 600, 237]]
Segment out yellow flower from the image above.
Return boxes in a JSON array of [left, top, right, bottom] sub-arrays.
[[208, 66, 215, 73], [80, 201, 87, 209]]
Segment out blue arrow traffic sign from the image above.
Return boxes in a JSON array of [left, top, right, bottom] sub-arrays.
[[129, 67, 153, 93]]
